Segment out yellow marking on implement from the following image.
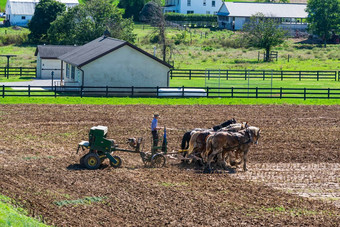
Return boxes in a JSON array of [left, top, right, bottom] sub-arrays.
[[178, 149, 188, 153]]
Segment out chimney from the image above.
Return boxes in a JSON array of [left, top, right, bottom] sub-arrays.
[[103, 29, 111, 38]]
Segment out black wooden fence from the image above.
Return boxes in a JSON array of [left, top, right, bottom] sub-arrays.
[[1, 85, 339, 100], [1, 67, 340, 81], [0, 67, 36, 78], [170, 69, 340, 81]]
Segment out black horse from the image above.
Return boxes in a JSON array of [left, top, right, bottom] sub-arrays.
[[180, 118, 237, 153], [212, 118, 236, 131]]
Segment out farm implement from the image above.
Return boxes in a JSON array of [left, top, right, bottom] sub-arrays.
[[77, 126, 168, 170]]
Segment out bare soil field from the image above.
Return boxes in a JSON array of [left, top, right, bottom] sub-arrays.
[[0, 104, 339, 226]]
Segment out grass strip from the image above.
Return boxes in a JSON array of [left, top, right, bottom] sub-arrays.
[[0, 194, 48, 227], [0, 97, 339, 105], [53, 196, 106, 207]]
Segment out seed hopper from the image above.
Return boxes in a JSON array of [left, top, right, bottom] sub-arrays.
[[77, 126, 167, 170]]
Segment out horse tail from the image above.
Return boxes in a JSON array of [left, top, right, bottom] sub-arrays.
[[181, 131, 191, 150]]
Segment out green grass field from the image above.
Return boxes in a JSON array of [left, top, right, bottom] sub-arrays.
[[0, 194, 48, 227], [0, 96, 339, 105]]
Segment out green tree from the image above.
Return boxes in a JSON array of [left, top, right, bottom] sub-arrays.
[[28, 0, 66, 42], [306, 0, 340, 47], [242, 13, 287, 62], [118, 0, 148, 21], [48, 0, 135, 45]]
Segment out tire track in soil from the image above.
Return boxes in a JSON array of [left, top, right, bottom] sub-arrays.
[[231, 163, 340, 208]]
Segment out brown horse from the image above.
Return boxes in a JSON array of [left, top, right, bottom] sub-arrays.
[[203, 126, 260, 172]]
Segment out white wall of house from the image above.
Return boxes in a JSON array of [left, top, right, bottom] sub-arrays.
[[63, 45, 170, 88], [7, 14, 32, 26], [36, 53, 67, 79], [164, 0, 223, 14]]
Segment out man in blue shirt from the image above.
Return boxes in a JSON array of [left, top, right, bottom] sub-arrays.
[[151, 113, 161, 152]]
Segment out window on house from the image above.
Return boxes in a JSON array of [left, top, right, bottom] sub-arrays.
[[21, 16, 25, 20], [66, 64, 70, 78], [71, 66, 75, 80], [206, 11, 210, 15], [203, 0, 206, 6], [212, 0, 215, 7], [187, 0, 191, 6], [187, 10, 194, 14]]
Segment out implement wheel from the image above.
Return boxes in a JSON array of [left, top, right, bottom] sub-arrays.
[[84, 153, 101, 170], [151, 153, 166, 168], [110, 156, 122, 168]]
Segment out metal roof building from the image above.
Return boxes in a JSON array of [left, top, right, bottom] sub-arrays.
[[5, 0, 79, 26], [217, 2, 308, 31]]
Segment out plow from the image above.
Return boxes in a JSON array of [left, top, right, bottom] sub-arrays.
[[77, 126, 170, 170]]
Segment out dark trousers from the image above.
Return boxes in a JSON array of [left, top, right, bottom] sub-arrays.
[[152, 130, 158, 152]]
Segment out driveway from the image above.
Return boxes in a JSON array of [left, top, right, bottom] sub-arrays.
[[0, 79, 60, 89]]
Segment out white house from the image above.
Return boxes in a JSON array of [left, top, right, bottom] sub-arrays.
[[58, 36, 173, 89], [164, 0, 223, 15], [217, 2, 308, 31], [35, 45, 79, 79], [5, 0, 78, 27]]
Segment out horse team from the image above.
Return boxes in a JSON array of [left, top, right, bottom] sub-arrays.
[[180, 119, 261, 173]]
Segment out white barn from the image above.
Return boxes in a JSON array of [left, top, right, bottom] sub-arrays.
[[217, 2, 308, 31], [164, 0, 223, 15], [5, 0, 78, 27], [58, 36, 173, 89], [35, 45, 79, 79]]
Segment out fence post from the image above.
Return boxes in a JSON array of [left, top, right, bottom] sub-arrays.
[[206, 87, 209, 98], [245, 70, 247, 80], [182, 86, 185, 97], [189, 70, 192, 80], [20, 67, 22, 77], [170, 70, 173, 80], [280, 87, 282, 99], [54, 85, 57, 98], [208, 70, 210, 80], [231, 87, 234, 98], [2, 85, 4, 98], [131, 86, 134, 97], [281, 71, 283, 81], [304, 88, 306, 100], [156, 86, 159, 97], [317, 71, 319, 81], [226, 70, 228, 80], [263, 70, 265, 80], [328, 88, 330, 99], [256, 87, 258, 98], [28, 85, 30, 97], [106, 86, 109, 97], [299, 71, 301, 81], [80, 85, 83, 98]]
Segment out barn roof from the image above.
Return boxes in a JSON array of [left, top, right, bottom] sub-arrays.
[[35, 45, 80, 59], [58, 36, 173, 68], [218, 2, 307, 18], [6, 0, 78, 15]]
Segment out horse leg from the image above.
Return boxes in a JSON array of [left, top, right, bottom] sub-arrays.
[[243, 149, 249, 172], [217, 152, 229, 170], [204, 148, 220, 173]]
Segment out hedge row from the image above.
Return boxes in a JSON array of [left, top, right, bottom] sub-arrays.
[[165, 13, 217, 22]]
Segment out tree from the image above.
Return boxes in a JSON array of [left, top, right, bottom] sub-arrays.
[[306, 0, 340, 47], [48, 0, 135, 45], [118, 0, 148, 21], [28, 0, 66, 42], [139, 0, 168, 62], [242, 13, 287, 62]]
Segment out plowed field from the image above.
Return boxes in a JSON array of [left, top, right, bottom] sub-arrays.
[[0, 104, 339, 226]]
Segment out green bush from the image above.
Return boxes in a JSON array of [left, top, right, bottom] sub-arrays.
[[0, 33, 28, 46], [165, 13, 217, 22]]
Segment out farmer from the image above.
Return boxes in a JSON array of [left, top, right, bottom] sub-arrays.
[[151, 113, 161, 152]]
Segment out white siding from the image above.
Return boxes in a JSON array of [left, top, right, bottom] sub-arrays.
[[164, 0, 223, 14], [64, 45, 169, 88]]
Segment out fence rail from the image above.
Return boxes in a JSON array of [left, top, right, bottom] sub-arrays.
[[0, 67, 36, 78], [170, 69, 340, 81], [1, 85, 339, 100]]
